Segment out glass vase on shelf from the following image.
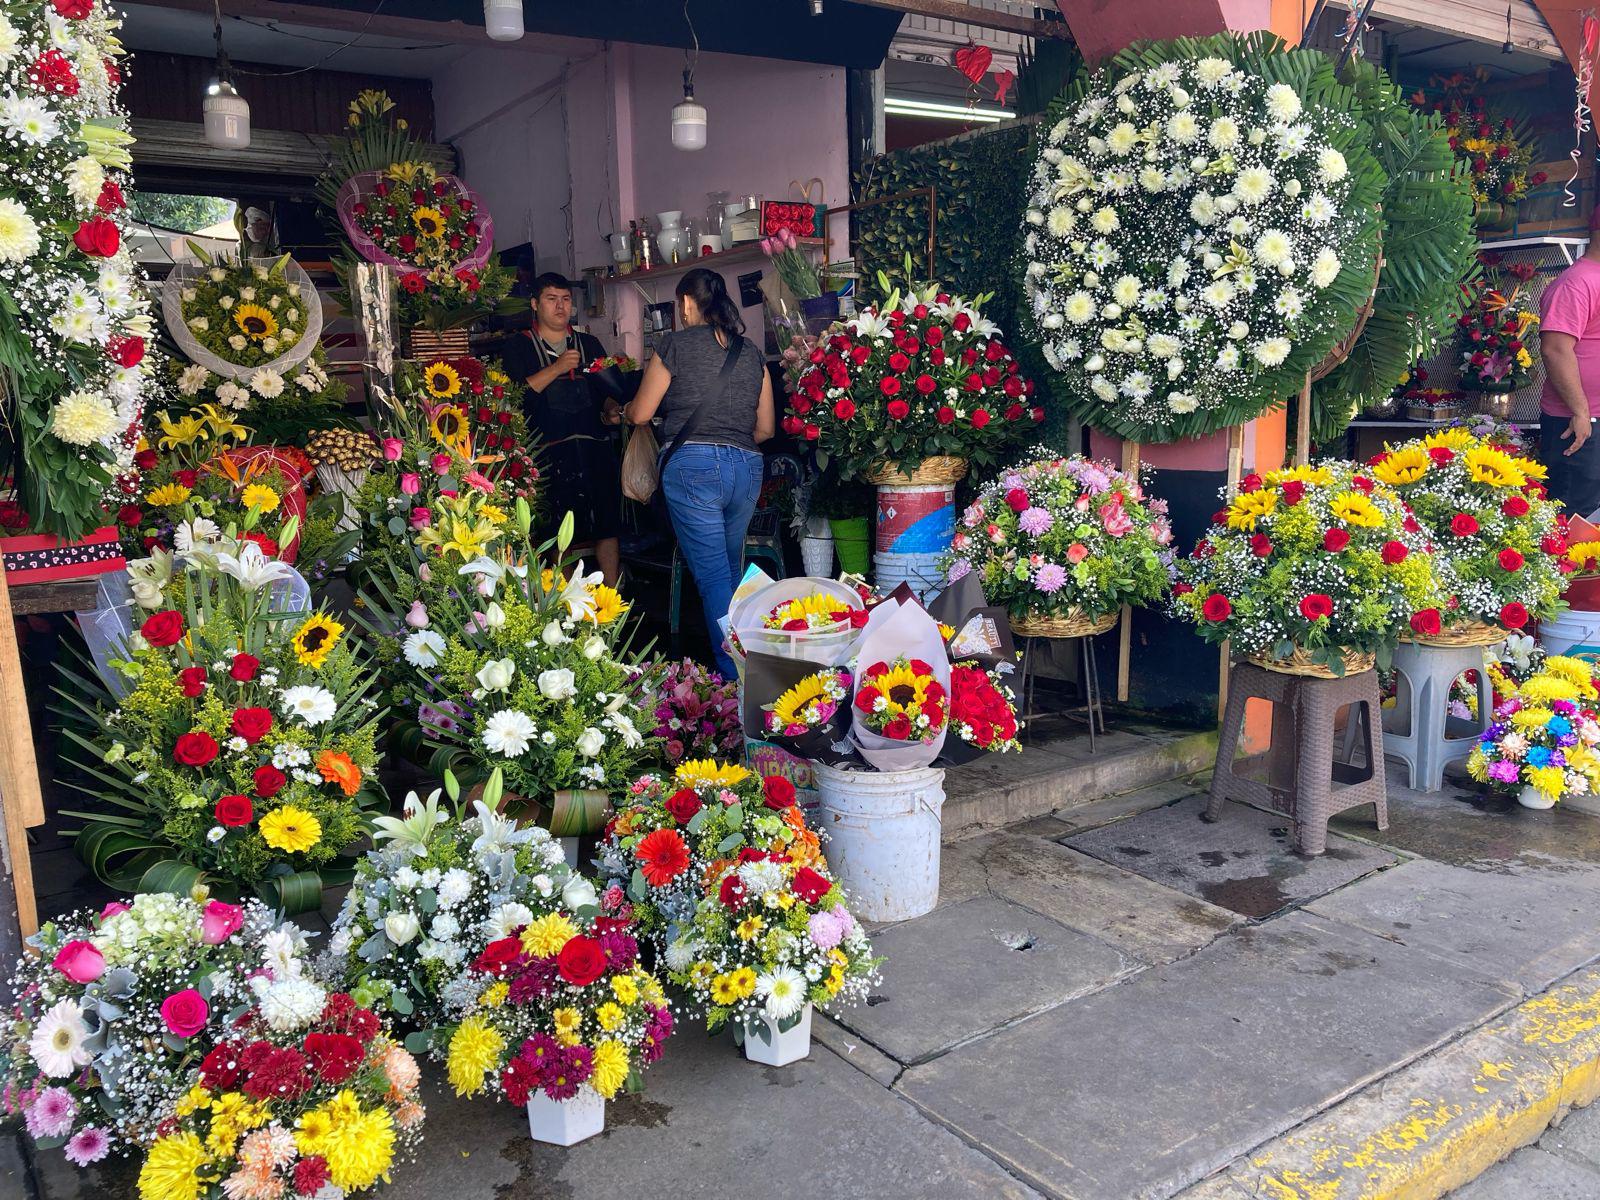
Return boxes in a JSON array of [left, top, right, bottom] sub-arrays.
[[704, 190, 729, 241]]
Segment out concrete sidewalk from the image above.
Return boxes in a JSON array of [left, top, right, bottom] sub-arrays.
[[14, 769, 1600, 1200]]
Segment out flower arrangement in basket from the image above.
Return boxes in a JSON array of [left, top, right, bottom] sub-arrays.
[[782, 270, 1041, 480], [643, 658, 744, 765], [1419, 70, 1545, 211], [941, 451, 1173, 635], [1, 893, 301, 1167], [1173, 462, 1446, 675], [140, 979, 424, 1198], [167, 349, 347, 444], [0, 0, 161, 538], [440, 874, 672, 1140], [598, 761, 824, 954], [1019, 34, 1384, 441], [1467, 656, 1600, 807], [60, 517, 383, 912], [1369, 428, 1565, 638], [1456, 257, 1539, 394]]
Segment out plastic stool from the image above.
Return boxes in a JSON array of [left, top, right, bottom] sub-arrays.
[[1340, 642, 1492, 791], [668, 540, 786, 637], [1207, 661, 1388, 857]]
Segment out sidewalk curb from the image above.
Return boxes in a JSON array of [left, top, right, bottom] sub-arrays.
[[1177, 966, 1600, 1200]]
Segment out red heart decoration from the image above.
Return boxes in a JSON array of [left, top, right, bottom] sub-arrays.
[[993, 69, 1016, 107], [952, 44, 992, 86]]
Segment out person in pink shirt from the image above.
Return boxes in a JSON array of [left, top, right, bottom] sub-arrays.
[[1541, 205, 1600, 517]]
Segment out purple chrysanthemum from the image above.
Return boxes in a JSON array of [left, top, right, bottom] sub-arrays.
[[509, 956, 557, 1004], [1487, 759, 1521, 783], [518, 1033, 563, 1083], [597, 929, 637, 972], [1018, 507, 1054, 536], [64, 1126, 110, 1167], [1033, 563, 1068, 594], [25, 1087, 75, 1139]]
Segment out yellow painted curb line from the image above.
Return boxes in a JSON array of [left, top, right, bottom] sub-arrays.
[[1179, 967, 1600, 1200]]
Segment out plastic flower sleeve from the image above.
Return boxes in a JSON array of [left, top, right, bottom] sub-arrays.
[[847, 595, 951, 771]]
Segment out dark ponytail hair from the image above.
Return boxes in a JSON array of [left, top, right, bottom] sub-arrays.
[[676, 267, 745, 341]]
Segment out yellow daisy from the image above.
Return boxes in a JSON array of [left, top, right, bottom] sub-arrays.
[[1463, 445, 1526, 489], [595, 1002, 624, 1031], [1371, 444, 1430, 486], [590, 1040, 630, 1099], [258, 806, 321, 854], [552, 1006, 582, 1046], [691, 961, 717, 988], [1329, 492, 1383, 528], [709, 973, 741, 1005], [478, 981, 509, 1008], [479, 503, 508, 526], [730, 966, 757, 999], [240, 483, 279, 513], [611, 974, 640, 1006], [736, 915, 765, 941], [232, 302, 278, 341], [146, 483, 192, 507], [587, 584, 628, 625], [1225, 488, 1278, 531], [675, 759, 749, 789], [290, 612, 344, 669]]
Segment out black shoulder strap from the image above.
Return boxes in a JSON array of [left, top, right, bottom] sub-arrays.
[[659, 337, 743, 472]]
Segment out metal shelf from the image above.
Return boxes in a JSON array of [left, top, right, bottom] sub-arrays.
[[593, 237, 825, 287]]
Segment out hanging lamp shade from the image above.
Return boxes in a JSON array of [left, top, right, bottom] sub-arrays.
[[484, 0, 524, 41], [203, 79, 250, 150]]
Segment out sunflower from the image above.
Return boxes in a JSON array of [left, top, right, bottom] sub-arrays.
[[1329, 492, 1383, 528], [429, 403, 472, 457], [258, 806, 322, 854], [1225, 489, 1277, 531], [291, 613, 344, 668], [316, 750, 363, 797], [1567, 541, 1600, 573], [769, 674, 833, 731], [232, 303, 278, 341], [1463, 445, 1526, 489], [240, 483, 279, 513], [587, 584, 628, 625], [764, 591, 848, 629], [147, 483, 193, 506], [675, 758, 749, 789], [870, 660, 937, 720], [412, 206, 446, 238], [1422, 427, 1475, 452], [1515, 455, 1548, 482], [1263, 464, 1335, 486], [423, 361, 462, 398], [1371, 445, 1430, 486]]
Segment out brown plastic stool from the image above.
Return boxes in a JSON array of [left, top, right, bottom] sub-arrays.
[[1205, 661, 1388, 856]]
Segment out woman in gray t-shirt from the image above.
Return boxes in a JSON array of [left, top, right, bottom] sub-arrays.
[[627, 268, 775, 677]]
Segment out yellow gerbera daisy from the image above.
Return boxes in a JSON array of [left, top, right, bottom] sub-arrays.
[[137, 1132, 210, 1200], [590, 1040, 630, 1099], [1329, 492, 1383, 528], [240, 483, 279, 513], [258, 806, 322, 854], [730, 966, 757, 999], [146, 483, 193, 506], [290, 612, 344, 668], [423, 361, 462, 398], [1371, 444, 1430, 486], [675, 758, 749, 789], [587, 584, 628, 625], [710, 972, 741, 1005], [232, 302, 279, 341], [521, 912, 577, 957], [412, 206, 447, 238], [446, 1016, 504, 1097], [736, 915, 765, 941], [552, 1006, 582, 1046], [1225, 489, 1278, 531], [1463, 445, 1526, 489]]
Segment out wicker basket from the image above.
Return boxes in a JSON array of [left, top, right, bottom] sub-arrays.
[[1401, 621, 1508, 648], [407, 326, 473, 362], [1245, 647, 1376, 678], [864, 456, 968, 487], [1012, 609, 1119, 639]]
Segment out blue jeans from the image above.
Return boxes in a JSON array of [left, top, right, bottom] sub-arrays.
[[662, 443, 763, 678]]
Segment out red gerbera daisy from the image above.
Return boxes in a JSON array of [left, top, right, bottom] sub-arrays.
[[636, 828, 690, 887]]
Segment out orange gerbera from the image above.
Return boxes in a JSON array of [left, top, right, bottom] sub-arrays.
[[636, 828, 690, 887], [316, 750, 363, 797]]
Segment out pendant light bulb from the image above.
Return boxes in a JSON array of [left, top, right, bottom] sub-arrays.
[[671, 69, 707, 151], [202, 2, 249, 149], [485, 0, 525, 42]]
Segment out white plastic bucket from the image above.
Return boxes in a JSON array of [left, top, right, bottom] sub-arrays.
[[1540, 609, 1600, 663], [800, 529, 835, 576], [873, 550, 944, 600], [812, 762, 945, 921]]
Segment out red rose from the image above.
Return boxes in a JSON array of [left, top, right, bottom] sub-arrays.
[[1250, 534, 1273, 557], [1498, 548, 1525, 572], [230, 707, 274, 744], [1499, 602, 1529, 629], [886, 399, 910, 420], [880, 376, 901, 397], [850, 344, 870, 365], [791, 866, 832, 905], [1005, 403, 1025, 421], [556, 936, 607, 986], [888, 352, 910, 373], [215, 795, 253, 827], [914, 374, 936, 395], [763, 775, 797, 809], [953, 312, 972, 332], [970, 409, 992, 429], [1451, 513, 1480, 537], [1239, 473, 1262, 494], [253, 765, 287, 798], [1351, 476, 1374, 494], [172, 470, 199, 489], [116, 503, 143, 526], [966, 373, 984, 392], [1031, 406, 1045, 422], [781, 415, 804, 436], [179, 666, 208, 698], [664, 788, 703, 824], [718, 873, 747, 910], [30, 49, 79, 95], [1299, 593, 1334, 621], [230, 653, 260, 682], [107, 335, 145, 369], [304, 1033, 365, 1085], [1409, 608, 1442, 636], [1005, 488, 1030, 513], [937, 406, 956, 425], [173, 732, 219, 767], [473, 937, 523, 976], [1543, 535, 1568, 556], [141, 610, 185, 647], [1502, 495, 1530, 517], [1381, 541, 1408, 564], [52, 0, 94, 18], [1428, 447, 1455, 466], [71, 217, 119, 258], [834, 398, 856, 420], [804, 423, 820, 441], [1281, 481, 1305, 506], [1201, 594, 1232, 622], [883, 714, 913, 740], [1323, 528, 1350, 552]]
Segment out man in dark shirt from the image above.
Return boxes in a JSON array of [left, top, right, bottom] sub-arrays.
[[501, 273, 623, 584]]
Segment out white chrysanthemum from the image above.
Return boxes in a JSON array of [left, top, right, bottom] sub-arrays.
[[1316, 147, 1348, 183], [65, 156, 105, 208], [1120, 371, 1153, 399], [1063, 291, 1096, 324], [664, 941, 696, 972], [1310, 247, 1342, 288], [216, 381, 250, 410], [437, 867, 474, 908], [1275, 287, 1305, 321], [0, 95, 60, 145], [0, 198, 39, 263], [250, 368, 284, 398], [1207, 116, 1240, 150], [29, 1000, 91, 1078], [177, 364, 210, 396], [1195, 57, 1232, 86], [1232, 167, 1273, 206], [1146, 332, 1181, 359], [757, 966, 809, 1022], [1301, 192, 1335, 225], [1090, 376, 1117, 401], [1025, 208, 1044, 226], [1138, 166, 1166, 193], [1166, 111, 1200, 145], [0, 15, 18, 63], [280, 685, 337, 727], [257, 976, 326, 1032], [1041, 312, 1064, 330], [1046, 206, 1075, 237], [1253, 229, 1293, 270], [1167, 392, 1198, 413], [403, 629, 446, 667], [1264, 83, 1302, 122], [1216, 345, 1242, 370], [1090, 206, 1120, 234], [1252, 337, 1292, 367], [1106, 122, 1139, 156], [1201, 280, 1236, 310], [50, 391, 119, 446], [1189, 192, 1218, 226], [1111, 275, 1142, 306], [482, 709, 536, 757], [738, 858, 786, 898], [485, 902, 535, 939]]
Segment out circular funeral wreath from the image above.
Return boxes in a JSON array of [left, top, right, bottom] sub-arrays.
[[1020, 34, 1385, 441]]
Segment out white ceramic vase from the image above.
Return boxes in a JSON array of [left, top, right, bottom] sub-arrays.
[[742, 1003, 813, 1067], [655, 211, 685, 260], [526, 1086, 606, 1146], [1518, 784, 1558, 810]]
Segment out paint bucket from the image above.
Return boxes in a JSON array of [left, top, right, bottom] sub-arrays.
[[875, 481, 954, 599], [812, 762, 945, 921], [1540, 608, 1600, 664], [830, 516, 870, 575], [872, 550, 946, 599], [745, 737, 820, 818]]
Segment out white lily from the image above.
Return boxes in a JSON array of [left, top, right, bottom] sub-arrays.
[[371, 788, 448, 857], [126, 547, 174, 609], [559, 561, 604, 621], [215, 542, 296, 592], [470, 799, 535, 854]]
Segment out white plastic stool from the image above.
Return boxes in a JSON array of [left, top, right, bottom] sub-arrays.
[[1342, 642, 1494, 791]]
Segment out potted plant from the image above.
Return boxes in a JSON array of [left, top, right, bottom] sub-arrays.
[[1468, 656, 1600, 808], [1173, 462, 1446, 676], [940, 450, 1173, 638], [1369, 428, 1565, 644], [806, 465, 874, 576]]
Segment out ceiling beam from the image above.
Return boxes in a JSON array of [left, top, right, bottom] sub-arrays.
[[846, 0, 1072, 40], [129, 0, 604, 58]]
